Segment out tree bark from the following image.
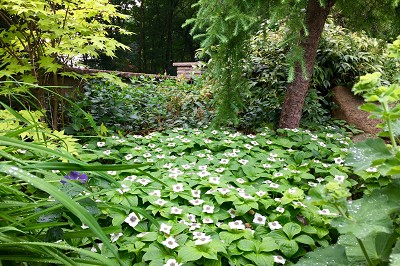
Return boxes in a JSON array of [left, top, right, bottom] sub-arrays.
[[278, 0, 335, 129]]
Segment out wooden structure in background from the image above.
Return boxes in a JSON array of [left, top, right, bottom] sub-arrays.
[[173, 62, 203, 79]]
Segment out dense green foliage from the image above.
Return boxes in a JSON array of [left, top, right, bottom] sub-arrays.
[[0, 0, 129, 85], [239, 20, 395, 129], [65, 77, 213, 134], [188, 0, 400, 127]]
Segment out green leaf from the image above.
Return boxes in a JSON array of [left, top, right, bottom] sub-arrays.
[[142, 244, 166, 261], [237, 239, 256, 252], [296, 245, 350, 266], [259, 237, 279, 252], [219, 231, 243, 245], [0, 165, 121, 265], [243, 253, 273, 266], [346, 138, 392, 172], [178, 246, 203, 262], [283, 222, 301, 239], [294, 235, 315, 246]]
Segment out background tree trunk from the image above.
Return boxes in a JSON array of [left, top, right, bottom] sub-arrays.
[[278, 0, 335, 129]]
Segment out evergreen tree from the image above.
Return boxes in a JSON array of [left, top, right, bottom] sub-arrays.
[[188, 0, 400, 128]]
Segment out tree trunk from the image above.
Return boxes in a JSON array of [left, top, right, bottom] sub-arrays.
[[278, 0, 335, 129]]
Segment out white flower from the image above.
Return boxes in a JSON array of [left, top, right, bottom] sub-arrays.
[[149, 190, 161, 197], [273, 255, 286, 264], [188, 222, 201, 231], [209, 176, 220, 184], [189, 199, 204, 206], [136, 178, 151, 186], [318, 209, 338, 216], [224, 139, 233, 144], [197, 170, 210, 178], [192, 231, 206, 239], [124, 212, 140, 228], [215, 167, 225, 173], [293, 201, 307, 208], [163, 259, 182, 266], [202, 218, 213, 224], [238, 159, 248, 165], [253, 213, 266, 225], [366, 167, 378, 173], [156, 154, 165, 159], [81, 224, 89, 229], [217, 188, 231, 195], [236, 178, 246, 184], [244, 144, 253, 150], [163, 163, 173, 169], [220, 158, 229, 164], [274, 172, 283, 177], [211, 130, 218, 134], [190, 189, 200, 198], [268, 221, 282, 230], [198, 165, 207, 170], [170, 206, 183, 215], [238, 192, 254, 200], [269, 183, 280, 189], [17, 149, 27, 154], [263, 163, 272, 168], [308, 182, 317, 187], [250, 141, 259, 146], [160, 223, 172, 234], [276, 207, 285, 213], [186, 214, 196, 222], [97, 142, 106, 147], [204, 138, 212, 143], [288, 188, 297, 194], [194, 235, 212, 245], [110, 232, 123, 242], [103, 150, 112, 155], [256, 191, 267, 197], [90, 243, 103, 253], [154, 199, 168, 206], [162, 236, 179, 249], [124, 175, 137, 182], [318, 141, 327, 147], [202, 205, 214, 214], [227, 208, 237, 218], [182, 164, 192, 169], [334, 175, 346, 183], [334, 157, 345, 164], [172, 183, 184, 193], [228, 220, 245, 230], [51, 170, 60, 173], [117, 184, 130, 194]]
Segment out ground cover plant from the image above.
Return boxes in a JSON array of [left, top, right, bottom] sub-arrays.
[[2, 112, 370, 265]]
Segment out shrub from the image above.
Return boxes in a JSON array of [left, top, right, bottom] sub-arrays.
[[64, 77, 213, 134], [240, 20, 396, 129]]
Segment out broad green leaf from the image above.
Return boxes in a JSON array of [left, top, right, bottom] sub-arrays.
[[346, 138, 392, 172], [294, 235, 315, 246], [237, 239, 256, 252], [283, 223, 301, 239], [142, 244, 166, 261], [219, 231, 243, 245], [259, 237, 279, 252], [295, 245, 350, 266], [243, 252, 273, 266], [178, 246, 203, 262]]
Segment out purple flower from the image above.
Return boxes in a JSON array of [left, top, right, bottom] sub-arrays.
[[61, 171, 88, 184]]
